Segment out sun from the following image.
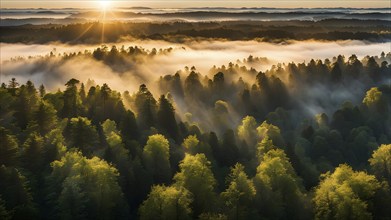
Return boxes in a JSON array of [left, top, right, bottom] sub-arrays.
[[99, 0, 111, 10]]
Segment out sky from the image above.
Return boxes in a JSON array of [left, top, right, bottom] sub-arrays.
[[1, 0, 390, 9]]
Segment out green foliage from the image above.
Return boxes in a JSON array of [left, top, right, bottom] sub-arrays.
[[64, 117, 99, 156], [237, 116, 258, 148], [0, 165, 37, 219], [369, 144, 391, 183], [183, 135, 200, 155], [256, 136, 276, 160], [21, 132, 44, 174], [14, 81, 39, 129], [314, 164, 382, 220], [135, 84, 157, 129], [219, 129, 239, 167], [61, 78, 82, 118], [0, 127, 19, 166], [139, 185, 192, 220], [198, 213, 228, 220], [174, 153, 217, 216], [256, 121, 285, 148], [0, 88, 15, 128], [43, 128, 67, 168], [143, 134, 171, 183], [119, 110, 139, 143], [254, 149, 309, 219], [157, 95, 179, 141], [103, 120, 130, 165], [0, 196, 11, 220], [0, 50, 389, 219], [50, 151, 128, 219], [221, 163, 256, 220], [29, 100, 58, 136]]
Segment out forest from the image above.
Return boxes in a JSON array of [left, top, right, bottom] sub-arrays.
[[1, 19, 390, 44], [1, 50, 391, 219]]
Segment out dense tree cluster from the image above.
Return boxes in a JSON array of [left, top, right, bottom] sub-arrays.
[[0, 52, 390, 219], [1, 19, 390, 44]]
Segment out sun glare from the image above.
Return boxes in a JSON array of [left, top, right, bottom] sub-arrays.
[[99, 0, 110, 10]]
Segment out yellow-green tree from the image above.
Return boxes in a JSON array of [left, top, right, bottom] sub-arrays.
[[174, 153, 217, 217], [50, 151, 128, 219], [139, 185, 192, 220], [254, 149, 308, 219], [221, 163, 256, 220], [369, 144, 391, 183], [143, 134, 171, 183], [314, 164, 381, 220], [237, 116, 258, 147]]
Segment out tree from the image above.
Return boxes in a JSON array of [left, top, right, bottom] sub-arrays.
[[254, 149, 308, 219], [135, 84, 157, 129], [0, 165, 37, 219], [64, 117, 99, 156], [49, 151, 128, 219], [157, 95, 179, 141], [139, 185, 192, 220], [101, 83, 111, 119], [184, 71, 203, 101], [14, 81, 39, 129], [102, 119, 131, 173], [221, 163, 256, 220], [7, 78, 19, 95], [314, 164, 382, 220], [256, 121, 285, 148], [29, 100, 58, 136], [369, 144, 391, 183], [79, 83, 86, 104], [237, 116, 258, 148], [0, 127, 18, 166], [256, 136, 275, 160], [119, 110, 139, 143], [58, 177, 88, 220], [208, 132, 220, 160], [62, 78, 82, 118], [174, 153, 217, 216], [183, 135, 200, 155], [39, 84, 46, 98], [143, 134, 171, 184], [219, 129, 239, 167], [0, 196, 10, 220], [21, 132, 44, 175], [330, 63, 342, 82], [43, 128, 67, 168], [198, 213, 227, 220], [363, 87, 388, 114]]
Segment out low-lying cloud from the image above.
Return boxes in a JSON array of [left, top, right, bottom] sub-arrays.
[[1, 40, 388, 91]]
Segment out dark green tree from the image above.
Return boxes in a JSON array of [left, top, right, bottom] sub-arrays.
[[157, 95, 179, 141], [61, 78, 82, 118], [135, 84, 157, 129], [64, 117, 99, 156], [0, 127, 19, 166]]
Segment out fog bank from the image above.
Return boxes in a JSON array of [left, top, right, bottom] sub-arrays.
[[1, 40, 388, 91]]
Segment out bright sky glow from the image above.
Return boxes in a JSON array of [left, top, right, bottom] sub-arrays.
[[1, 0, 390, 9], [99, 0, 111, 10]]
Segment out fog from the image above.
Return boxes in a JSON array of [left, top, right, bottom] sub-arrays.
[[1, 40, 388, 92]]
